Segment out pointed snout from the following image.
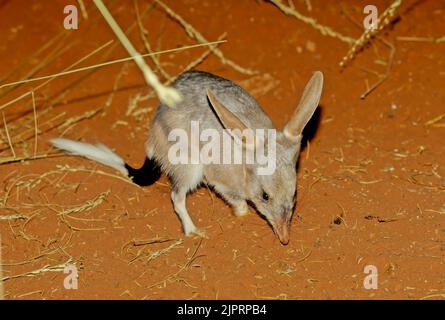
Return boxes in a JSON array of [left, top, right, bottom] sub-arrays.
[[272, 218, 290, 245]]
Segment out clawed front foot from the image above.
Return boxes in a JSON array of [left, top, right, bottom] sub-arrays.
[[233, 201, 249, 217]]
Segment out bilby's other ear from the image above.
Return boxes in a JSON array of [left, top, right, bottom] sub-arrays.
[[207, 89, 262, 150], [283, 71, 323, 142]]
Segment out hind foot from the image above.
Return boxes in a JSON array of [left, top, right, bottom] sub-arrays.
[[185, 225, 208, 239]]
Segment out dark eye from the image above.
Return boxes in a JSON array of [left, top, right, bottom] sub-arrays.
[[262, 191, 269, 201]]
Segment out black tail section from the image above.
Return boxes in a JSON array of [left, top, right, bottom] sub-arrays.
[[125, 157, 161, 186]]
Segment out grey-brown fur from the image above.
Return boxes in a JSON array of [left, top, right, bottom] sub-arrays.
[[51, 70, 323, 245]]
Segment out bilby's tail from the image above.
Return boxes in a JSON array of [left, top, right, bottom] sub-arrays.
[[50, 138, 161, 186]]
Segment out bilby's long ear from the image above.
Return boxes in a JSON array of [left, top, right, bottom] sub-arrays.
[[283, 71, 323, 142], [207, 89, 261, 150]]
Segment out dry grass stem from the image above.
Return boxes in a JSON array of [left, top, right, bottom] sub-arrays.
[[0, 236, 4, 300], [134, 0, 172, 81], [59, 108, 103, 130], [77, 0, 88, 20], [56, 165, 134, 186], [60, 190, 110, 216], [2, 112, 15, 159], [340, 0, 402, 67], [0, 41, 224, 96], [270, 0, 355, 44], [0, 214, 27, 221], [0, 31, 65, 85], [0, 34, 73, 98], [146, 239, 183, 264], [425, 113, 445, 127], [397, 36, 445, 43], [0, 259, 73, 282], [148, 238, 204, 289], [360, 39, 395, 99], [31, 91, 38, 158], [126, 33, 226, 118], [124, 237, 176, 249], [0, 153, 61, 165], [155, 0, 256, 75], [93, 0, 182, 107], [0, 40, 114, 111]]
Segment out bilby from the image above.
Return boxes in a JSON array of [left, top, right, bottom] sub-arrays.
[[51, 70, 323, 245]]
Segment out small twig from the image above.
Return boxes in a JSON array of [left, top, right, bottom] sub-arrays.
[[147, 238, 204, 289], [60, 190, 110, 216], [124, 237, 175, 249], [425, 113, 445, 126], [270, 0, 355, 44], [340, 0, 402, 67], [146, 239, 183, 264], [127, 33, 226, 117], [31, 91, 38, 158], [1, 259, 73, 282], [0, 152, 61, 165], [0, 214, 27, 221], [0, 40, 114, 111], [134, 0, 172, 81], [0, 31, 65, 85], [57, 165, 135, 186], [0, 33, 74, 99], [0, 235, 4, 300], [0, 41, 224, 94], [420, 293, 445, 300], [77, 0, 88, 20], [2, 112, 15, 159], [155, 0, 256, 75], [360, 39, 395, 99], [59, 107, 103, 130], [102, 63, 129, 115], [397, 36, 445, 43], [93, 0, 182, 107]]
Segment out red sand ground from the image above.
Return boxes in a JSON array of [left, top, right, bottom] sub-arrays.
[[0, 0, 444, 299]]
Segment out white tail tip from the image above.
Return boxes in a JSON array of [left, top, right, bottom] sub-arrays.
[[50, 138, 128, 175]]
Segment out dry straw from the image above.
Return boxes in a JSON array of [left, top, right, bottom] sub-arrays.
[[0, 41, 224, 100], [134, 0, 171, 81], [270, 0, 355, 44], [93, 0, 182, 107], [77, 0, 88, 20], [1, 260, 73, 282], [397, 36, 445, 43], [126, 33, 226, 118], [155, 0, 256, 75], [0, 235, 4, 300], [0, 0, 226, 163], [0, 39, 224, 164], [340, 0, 403, 67]]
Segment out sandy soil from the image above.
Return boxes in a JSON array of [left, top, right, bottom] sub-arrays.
[[0, 0, 444, 300]]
